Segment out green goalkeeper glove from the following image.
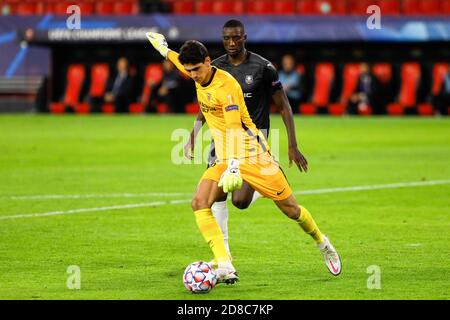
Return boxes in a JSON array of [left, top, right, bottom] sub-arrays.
[[218, 159, 243, 193], [146, 32, 170, 59]]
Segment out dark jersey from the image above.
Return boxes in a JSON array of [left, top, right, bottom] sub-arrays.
[[212, 51, 283, 132]]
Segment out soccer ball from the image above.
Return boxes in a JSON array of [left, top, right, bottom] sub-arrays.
[[183, 261, 217, 293]]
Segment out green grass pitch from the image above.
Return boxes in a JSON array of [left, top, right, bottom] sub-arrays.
[[0, 115, 449, 300]]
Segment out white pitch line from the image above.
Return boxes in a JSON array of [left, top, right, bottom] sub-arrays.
[[294, 179, 450, 195], [6, 179, 450, 201], [0, 199, 192, 221], [6, 192, 193, 200], [0, 179, 449, 221]]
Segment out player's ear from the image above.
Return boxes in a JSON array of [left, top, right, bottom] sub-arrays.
[[243, 33, 247, 41], [205, 56, 211, 65]]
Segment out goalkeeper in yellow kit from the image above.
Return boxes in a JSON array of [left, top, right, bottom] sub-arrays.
[[147, 32, 342, 283]]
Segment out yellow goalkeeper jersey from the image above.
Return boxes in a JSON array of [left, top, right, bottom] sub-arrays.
[[168, 51, 269, 162]]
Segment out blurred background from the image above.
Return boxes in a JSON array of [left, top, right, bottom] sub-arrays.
[[1, 0, 449, 116]]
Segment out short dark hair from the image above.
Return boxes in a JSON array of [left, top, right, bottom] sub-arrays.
[[178, 40, 209, 65], [223, 19, 245, 32]]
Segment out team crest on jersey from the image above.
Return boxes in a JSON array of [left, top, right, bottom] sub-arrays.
[[245, 75, 253, 85], [206, 93, 212, 102]]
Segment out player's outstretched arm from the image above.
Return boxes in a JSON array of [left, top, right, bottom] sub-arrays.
[[184, 111, 206, 160], [272, 89, 308, 172], [146, 32, 189, 77]]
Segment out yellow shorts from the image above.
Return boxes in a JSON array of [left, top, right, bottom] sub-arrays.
[[201, 152, 292, 201]]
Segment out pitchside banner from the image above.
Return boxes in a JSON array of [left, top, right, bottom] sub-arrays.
[[2, 15, 449, 44]]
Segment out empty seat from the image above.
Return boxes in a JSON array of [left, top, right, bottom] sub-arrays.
[[114, 1, 138, 15], [387, 62, 421, 115], [212, 0, 245, 14], [171, 0, 194, 14], [418, 0, 442, 15], [196, 0, 213, 14], [96, 1, 114, 15], [16, 1, 43, 15], [399, 62, 421, 106], [128, 64, 164, 113], [50, 64, 86, 113], [328, 64, 363, 115], [402, 0, 421, 15], [443, 0, 450, 14], [298, 0, 346, 15], [246, 0, 274, 15], [300, 63, 335, 114], [378, 0, 401, 15], [48, 2, 95, 16], [273, 0, 296, 14], [348, 0, 378, 15], [89, 64, 110, 98]]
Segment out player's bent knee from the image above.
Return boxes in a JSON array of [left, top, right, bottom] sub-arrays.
[[191, 197, 210, 211], [232, 197, 251, 210], [279, 202, 300, 220]]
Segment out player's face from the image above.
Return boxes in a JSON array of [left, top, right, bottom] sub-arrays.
[[222, 27, 246, 57], [184, 57, 212, 85]]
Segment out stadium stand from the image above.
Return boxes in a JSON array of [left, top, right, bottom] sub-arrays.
[[2, 0, 450, 16]]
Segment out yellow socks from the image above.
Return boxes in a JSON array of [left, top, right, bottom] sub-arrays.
[[194, 208, 230, 263], [296, 206, 324, 244]]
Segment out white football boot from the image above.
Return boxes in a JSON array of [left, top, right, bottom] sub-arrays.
[[318, 236, 342, 276], [215, 262, 239, 285]]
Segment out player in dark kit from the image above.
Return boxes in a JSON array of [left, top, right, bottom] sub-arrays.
[[184, 19, 308, 261]]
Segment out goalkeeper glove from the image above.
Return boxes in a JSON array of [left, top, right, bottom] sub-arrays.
[[146, 32, 170, 59], [218, 159, 243, 193]]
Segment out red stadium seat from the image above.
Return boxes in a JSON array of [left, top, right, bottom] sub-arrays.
[[142, 64, 163, 107], [443, 0, 450, 14], [300, 63, 335, 114], [128, 103, 145, 113], [417, 103, 434, 116], [341, 63, 362, 105], [386, 103, 403, 115], [212, 0, 245, 14], [297, 0, 318, 14], [387, 62, 421, 115], [185, 102, 200, 114], [313, 62, 335, 106], [378, 0, 401, 15], [298, 0, 346, 15], [273, 0, 296, 14], [157, 103, 169, 113], [399, 62, 421, 106], [16, 1, 43, 15], [74, 102, 90, 114], [348, 0, 379, 15], [418, 0, 441, 15], [89, 64, 110, 98], [171, 0, 194, 14], [64, 64, 86, 107], [114, 1, 138, 15], [298, 103, 317, 115], [328, 63, 362, 116], [432, 63, 449, 96], [96, 1, 114, 15], [402, 0, 421, 15], [246, 0, 274, 15], [102, 103, 115, 113], [50, 64, 86, 113], [196, 0, 213, 14], [60, 2, 94, 16], [372, 63, 392, 84]]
